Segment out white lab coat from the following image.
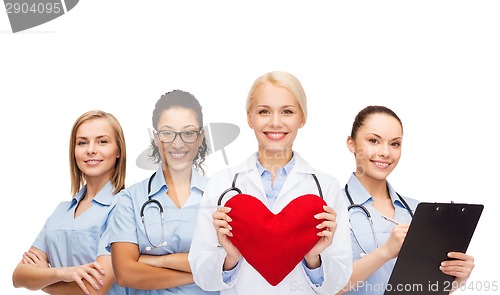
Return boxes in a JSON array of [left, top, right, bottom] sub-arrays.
[[189, 152, 352, 294]]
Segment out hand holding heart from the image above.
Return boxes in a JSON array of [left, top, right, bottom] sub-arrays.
[[212, 201, 338, 271], [304, 205, 338, 268], [212, 207, 242, 270]]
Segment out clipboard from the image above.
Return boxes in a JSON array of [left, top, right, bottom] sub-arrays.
[[384, 202, 483, 295]]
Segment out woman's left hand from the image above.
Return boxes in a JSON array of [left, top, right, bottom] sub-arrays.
[[440, 252, 474, 292], [304, 205, 337, 268]]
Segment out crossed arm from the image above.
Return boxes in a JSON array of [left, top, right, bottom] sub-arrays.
[[12, 246, 116, 295], [110, 242, 194, 290]]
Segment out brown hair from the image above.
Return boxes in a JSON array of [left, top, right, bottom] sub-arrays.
[[350, 105, 403, 140], [69, 110, 127, 195]]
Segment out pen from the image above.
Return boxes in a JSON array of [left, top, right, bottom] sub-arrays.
[[381, 215, 401, 225]]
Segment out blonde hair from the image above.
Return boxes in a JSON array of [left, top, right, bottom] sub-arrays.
[[69, 110, 127, 196], [246, 71, 307, 121]]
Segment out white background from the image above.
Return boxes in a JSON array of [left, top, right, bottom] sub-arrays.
[[1, 1, 498, 294]]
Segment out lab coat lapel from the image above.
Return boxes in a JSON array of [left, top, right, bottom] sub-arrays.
[[247, 170, 266, 202], [278, 170, 301, 200], [234, 153, 267, 203], [276, 153, 315, 203]]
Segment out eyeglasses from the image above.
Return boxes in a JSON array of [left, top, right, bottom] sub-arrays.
[[155, 128, 202, 143]]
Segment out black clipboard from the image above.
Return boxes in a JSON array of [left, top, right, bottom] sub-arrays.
[[384, 202, 483, 295]]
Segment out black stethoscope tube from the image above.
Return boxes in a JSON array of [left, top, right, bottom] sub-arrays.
[[345, 183, 413, 256], [217, 173, 324, 208], [141, 172, 167, 251]]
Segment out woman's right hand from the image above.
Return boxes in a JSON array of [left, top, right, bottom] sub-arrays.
[[380, 223, 409, 260], [56, 261, 105, 294], [22, 248, 49, 268], [212, 207, 242, 270]]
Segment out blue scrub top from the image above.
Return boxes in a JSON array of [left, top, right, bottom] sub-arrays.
[[343, 173, 420, 295], [108, 165, 218, 295], [33, 181, 127, 295]]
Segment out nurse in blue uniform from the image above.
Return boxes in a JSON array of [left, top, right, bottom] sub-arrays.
[[337, 105, 475, 295], [108, 90, 218, 295], [12, 110, 128, 295]]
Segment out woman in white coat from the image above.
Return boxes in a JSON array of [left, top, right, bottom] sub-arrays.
[[189, 71, 352, 294]]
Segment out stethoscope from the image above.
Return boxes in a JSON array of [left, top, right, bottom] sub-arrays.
[[140, 172, 168, 251], [345, 183, 414, 256], [217, 172, 324, 208]]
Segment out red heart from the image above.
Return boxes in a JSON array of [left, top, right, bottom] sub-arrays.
[[225, 194, 326, 286]]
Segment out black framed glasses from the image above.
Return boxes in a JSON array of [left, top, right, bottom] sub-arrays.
[[155, 128, 202, 143]]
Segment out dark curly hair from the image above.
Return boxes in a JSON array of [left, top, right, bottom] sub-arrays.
[[149, 90, 209, 175]]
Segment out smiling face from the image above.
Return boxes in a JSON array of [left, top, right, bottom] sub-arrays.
[[347, 113, 403, 183], [74, 118, 120, 183], [154, 107, 204, 173], [247, 82, 305, 159]]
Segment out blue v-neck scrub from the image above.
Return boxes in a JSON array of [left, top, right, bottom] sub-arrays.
[[108, 166, 218, 295], [32, 181, 127, 295]]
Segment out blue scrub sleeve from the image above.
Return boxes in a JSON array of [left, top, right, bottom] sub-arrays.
[[302, 259, 325, 286], [222, 259, 242, 284]]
